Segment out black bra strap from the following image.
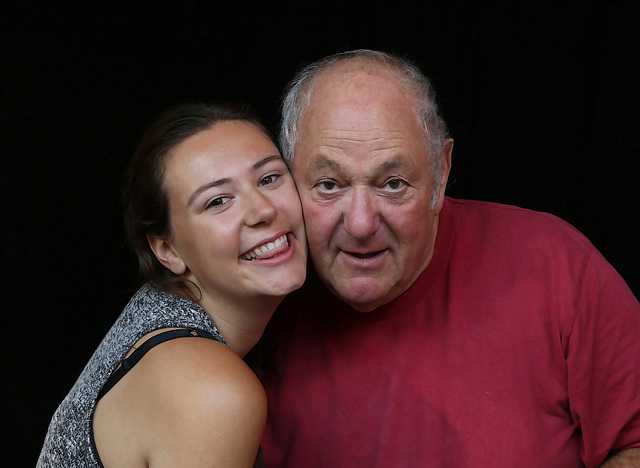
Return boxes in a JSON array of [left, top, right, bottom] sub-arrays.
[[97, 328, 217, 401]]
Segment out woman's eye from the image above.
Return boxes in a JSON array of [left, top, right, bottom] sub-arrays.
[[259, 174, 280, 186], [206, 196, 228, 209]]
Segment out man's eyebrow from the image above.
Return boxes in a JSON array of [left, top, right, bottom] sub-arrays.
[[375, 157, 407, 173], [187, 154, 283, 207], [307, 155, 407, 175], [309, 155, 343, 171]]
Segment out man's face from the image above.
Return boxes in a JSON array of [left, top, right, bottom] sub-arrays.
[[293, 65, 452, 312]]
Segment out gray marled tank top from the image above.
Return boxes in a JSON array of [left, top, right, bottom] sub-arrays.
[[37, 283, 227, 467]]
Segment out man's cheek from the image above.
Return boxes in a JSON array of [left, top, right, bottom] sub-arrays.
[[303, 218, 328, 245], [302, 200, 329, 222]]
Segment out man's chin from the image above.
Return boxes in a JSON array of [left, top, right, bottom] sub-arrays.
[[328, 276, 392, 313]]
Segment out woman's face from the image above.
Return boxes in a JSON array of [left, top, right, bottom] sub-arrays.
[[156, 120, 307, 307]]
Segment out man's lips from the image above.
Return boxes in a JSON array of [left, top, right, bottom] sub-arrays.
[[346, 250, 386, 259], [339, 248, 389, 263]]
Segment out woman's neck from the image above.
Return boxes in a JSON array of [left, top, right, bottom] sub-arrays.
[[169, 279, 283, 357], [198, 292, 282, 358]]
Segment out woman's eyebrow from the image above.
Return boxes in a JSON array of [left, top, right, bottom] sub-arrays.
[[188, 177, 232, 207], [252, 154, 283, 170]]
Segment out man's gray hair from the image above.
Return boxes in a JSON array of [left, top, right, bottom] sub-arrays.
[[280, 49, 449, 188]]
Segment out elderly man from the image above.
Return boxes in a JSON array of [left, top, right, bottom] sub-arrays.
[[261, 50, 640, 467]]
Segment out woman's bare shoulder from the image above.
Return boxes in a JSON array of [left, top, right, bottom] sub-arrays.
[[108, 335, 266, 467], [146, 335, 266, 403]]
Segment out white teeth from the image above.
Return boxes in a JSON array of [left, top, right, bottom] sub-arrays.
[[241, 234, 288, 260]]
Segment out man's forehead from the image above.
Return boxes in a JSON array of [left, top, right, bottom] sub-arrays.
[[298, 98, 427, 156]]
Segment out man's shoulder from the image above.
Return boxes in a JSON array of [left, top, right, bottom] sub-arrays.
[[444, 197, 592, 246], [445, 197, 567, 222]]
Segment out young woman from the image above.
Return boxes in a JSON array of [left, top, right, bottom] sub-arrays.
[[37, 103, 307, 467]]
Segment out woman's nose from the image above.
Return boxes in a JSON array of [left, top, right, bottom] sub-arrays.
[[244, 190, 278, 227]]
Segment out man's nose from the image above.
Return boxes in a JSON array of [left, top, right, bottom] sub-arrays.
[[342, 186, 380, 239], [244, 190, 278, 227]]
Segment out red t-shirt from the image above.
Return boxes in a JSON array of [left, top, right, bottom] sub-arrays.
[[262, 198, 640, 468]]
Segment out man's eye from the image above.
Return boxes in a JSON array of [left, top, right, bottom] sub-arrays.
[[385, 179, 404, 190], [320, 181, 337, 191], [259, 174, 280, 186]]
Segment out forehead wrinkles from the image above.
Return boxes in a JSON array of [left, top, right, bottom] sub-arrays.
[[314, 128, 411, 152], [309, 137, 414, 178], [306, 151, 412, 182], [305, 128, 421, 174]]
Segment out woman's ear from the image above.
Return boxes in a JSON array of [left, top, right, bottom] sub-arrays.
[[147, 234, 187, 275]]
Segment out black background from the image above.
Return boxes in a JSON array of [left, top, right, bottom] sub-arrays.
[[3, 2, 639, 463]]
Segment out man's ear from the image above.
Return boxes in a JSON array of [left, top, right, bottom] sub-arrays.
[[440, 138, 453, 184], [433, 138, 454, 212], [440, 138, 453, 172], [147, 234, 187, 275]]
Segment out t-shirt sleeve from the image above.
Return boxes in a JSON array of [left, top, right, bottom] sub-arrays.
[[566, 246, 640, 467]]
